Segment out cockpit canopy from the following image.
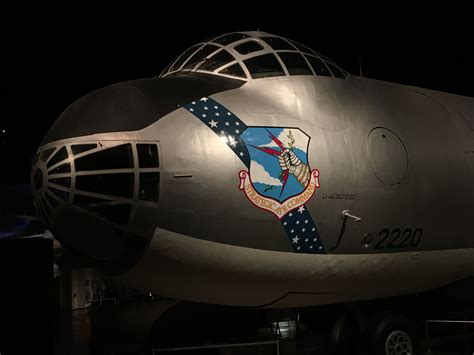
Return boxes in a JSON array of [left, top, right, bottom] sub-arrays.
[[160, 31, 348, 81]]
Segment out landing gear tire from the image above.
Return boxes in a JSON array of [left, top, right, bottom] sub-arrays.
[[370, 313, 417, 355], [330, 313, 359, 355]]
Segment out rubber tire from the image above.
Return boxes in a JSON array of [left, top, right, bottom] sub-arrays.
[[330, 313, 359, 355], [369, 313, 417, 355]]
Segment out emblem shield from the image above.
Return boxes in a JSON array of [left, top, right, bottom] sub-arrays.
[[239, 127, 320, 219]]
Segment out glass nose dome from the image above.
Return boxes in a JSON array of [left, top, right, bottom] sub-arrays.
[[159, 31, 348, 81]]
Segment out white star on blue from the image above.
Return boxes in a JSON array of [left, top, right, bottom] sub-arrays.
[[281, 205, 325, 254], [184, 97, 250, 168]]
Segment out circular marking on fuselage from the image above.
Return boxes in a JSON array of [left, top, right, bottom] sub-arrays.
[[367, 127, 408, 186]]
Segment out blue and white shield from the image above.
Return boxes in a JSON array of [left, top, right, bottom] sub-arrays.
[[240, 127, 312, 203]]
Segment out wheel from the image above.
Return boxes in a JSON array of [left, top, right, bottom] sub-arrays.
[[369, 313, 417, 355], [330, 313, 359, 355], [384, 330, 413, 355]]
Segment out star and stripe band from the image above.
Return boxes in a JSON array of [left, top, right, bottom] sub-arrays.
[[183, 97, 326, 254]]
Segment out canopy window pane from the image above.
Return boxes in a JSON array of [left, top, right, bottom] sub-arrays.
[[170, 45, 201, 71], [218, 63, 246, 78], [244, 54, 285, 79], [278, 52, 312, 76], [198, 50, 235, 72], [234, 41, 264, 55], [305, 55, 332, 77], [289, 40, 316, 55], [213, 33, 250, 45], [261, 37, 296, 51], [326, 62, 346, 79], [182, 44, 219, 70]]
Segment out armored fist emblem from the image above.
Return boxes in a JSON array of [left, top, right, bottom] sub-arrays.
[[278, 148, 311, 188]]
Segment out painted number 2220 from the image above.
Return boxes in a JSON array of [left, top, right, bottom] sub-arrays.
[[374, 228, 423, 249]]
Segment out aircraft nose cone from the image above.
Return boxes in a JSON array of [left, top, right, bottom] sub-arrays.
[[31, 142, 152, 273], [33, 74, 244, 271], [40, 82, 157, 146]]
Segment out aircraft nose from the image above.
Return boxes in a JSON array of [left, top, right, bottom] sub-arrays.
[[32, 75, 244, 271], [31, 81, 165, 271], [40, 82, 158, 146], [31, 141, 157, 272]]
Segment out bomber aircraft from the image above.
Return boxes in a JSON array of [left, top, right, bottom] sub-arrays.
[[31, 31, 473, 354]]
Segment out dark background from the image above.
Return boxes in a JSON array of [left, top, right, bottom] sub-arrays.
[[0, 238, 53, 354], [1, 7, 472, 188]]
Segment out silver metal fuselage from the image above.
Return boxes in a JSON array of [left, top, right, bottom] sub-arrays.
[[35, 73, 474, 308]]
